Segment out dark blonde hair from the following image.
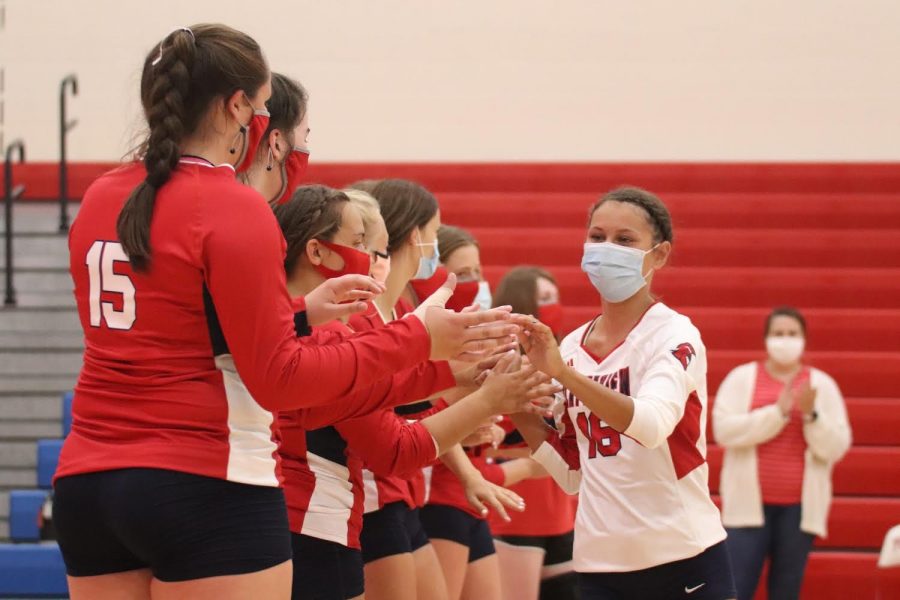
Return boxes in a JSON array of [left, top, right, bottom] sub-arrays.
[[492, 266, 557, 318], [117, 24, 268, 271], [368, 179, 439, 254], [437, 225, 478, 264]]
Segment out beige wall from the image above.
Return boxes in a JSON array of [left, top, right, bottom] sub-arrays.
[[2, 0, 899, 162]]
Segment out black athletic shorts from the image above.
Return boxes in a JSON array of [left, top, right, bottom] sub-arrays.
[[420, 504, 496, 563], [53, 468, 291, 581], [360, 502, 430, 564], [291, 533, 364, 600], [577, 540, 736, 600], [498, 530, 574, 567]]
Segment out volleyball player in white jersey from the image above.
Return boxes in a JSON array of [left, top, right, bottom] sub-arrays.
[[510, 187, 736, 600]]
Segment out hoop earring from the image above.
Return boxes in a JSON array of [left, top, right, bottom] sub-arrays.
[[266, 147, 274, 172]]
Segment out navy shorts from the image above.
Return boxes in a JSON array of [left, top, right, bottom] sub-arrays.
[[497, 530, 574, 566], [291, 533, 364, 600], [360, 502, 430, 564], [420, 504, 496, 563], [577, 540, 736, 600], [53, 468, 291, 581]]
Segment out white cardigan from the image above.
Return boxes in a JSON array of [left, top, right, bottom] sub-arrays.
[[712, 362, 852, 537]]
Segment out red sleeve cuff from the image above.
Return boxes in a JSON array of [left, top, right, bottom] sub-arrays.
[[432, 362, 455, 395], [479, 462, 506, 486], [292, 296, 306, 312]]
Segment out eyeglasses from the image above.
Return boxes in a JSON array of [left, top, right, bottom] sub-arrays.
[[372, 250, 390, 262]]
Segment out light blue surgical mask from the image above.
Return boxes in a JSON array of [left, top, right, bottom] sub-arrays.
[[413, 239, 440, 280], [474, 280, 492, 311], [581, 242, 658, 303]]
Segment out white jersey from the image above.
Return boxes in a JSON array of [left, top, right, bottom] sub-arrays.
[[533, 302, 725, 572]]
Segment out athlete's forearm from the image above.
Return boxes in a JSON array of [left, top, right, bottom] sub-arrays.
[[558, 365, 634, 433]]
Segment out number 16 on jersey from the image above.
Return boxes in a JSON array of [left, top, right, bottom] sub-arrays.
[[576, 412, 623, 458]]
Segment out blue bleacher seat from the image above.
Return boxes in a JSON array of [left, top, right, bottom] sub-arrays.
[[8, 491, 47, 543], [62, 392, 73, 437], [36, 440, 63, 490], [0, 543, 68, 597]]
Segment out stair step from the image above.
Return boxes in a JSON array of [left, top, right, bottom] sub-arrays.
[[0, 469, 36, 489], [0, 375, 77, 395], [1, 234, 70, 269], [0, 202, 80, 233], [0, 396, 62, 421], [484, 265, 900, 309], [0, 443, 36, 468], [0, 269, 71, 293], [709, 445, 900, 496], [471, 227, 900, 269], [706, 397, 900, 447], [440, 191, 900, 229], [707, 350, 900, 399], [0, 330, 83, 349], [0, 307, 81, 332], [561, 306, 900, 353], [0, 421, 62, 441], [0, 351, 83, 376]]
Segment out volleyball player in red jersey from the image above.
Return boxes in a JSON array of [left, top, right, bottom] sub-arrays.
[[241, 72, 310, 206], [347, 181, 535, 600], [270, 186, 556, 600], [420, 227, 545, 600], [52, 25, 518, 600], [488, 267, 579, 600]]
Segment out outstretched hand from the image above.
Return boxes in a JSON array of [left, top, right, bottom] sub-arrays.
[[423, 305, 519, 362], [304, 275, 384, 326], [510, 315, 566, 379]]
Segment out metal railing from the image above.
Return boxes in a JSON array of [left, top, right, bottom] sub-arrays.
[[58, 74, 79, 232], [4, 139, 26, 306]]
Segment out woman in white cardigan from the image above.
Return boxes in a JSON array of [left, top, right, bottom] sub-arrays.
[[713, 306, 851, 600]]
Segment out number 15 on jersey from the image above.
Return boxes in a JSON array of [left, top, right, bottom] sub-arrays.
[[85, 241, 136, 330]]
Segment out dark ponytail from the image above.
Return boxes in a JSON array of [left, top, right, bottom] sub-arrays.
[[118, 24, 268, 271], [118, 29, 195, 271]]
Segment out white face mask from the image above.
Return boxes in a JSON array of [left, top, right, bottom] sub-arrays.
[[581, 242, 657, 303], [766, 336, 805, 364], [474, 280, 492, 311]]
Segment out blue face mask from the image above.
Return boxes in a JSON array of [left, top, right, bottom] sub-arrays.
[[581, 242, 658, 303], [413, 239, 440, 280], [474, 280, 492, 311]]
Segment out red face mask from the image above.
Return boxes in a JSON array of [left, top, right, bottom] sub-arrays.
[[444, 279, 480, 313], [314, 239, 372, 279], [232, 96, 270, 173], [409, 266, 449, 304], [538, 302, 564, 337], [273, 147, 310, 206]]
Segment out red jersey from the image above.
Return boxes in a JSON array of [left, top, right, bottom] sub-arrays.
[[58, 160, 433, 487], [489, 419, 577, 537], [349, 302, 442, 511], [425, 449, 505, 519], [752, 364, 811, 504], [281, 320, 452, 548]]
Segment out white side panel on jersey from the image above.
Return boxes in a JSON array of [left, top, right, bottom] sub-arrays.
[[303, 452, 354, 546], [216, 355, 279, 487], [533, 441, 582, 495], [361, 469, 381, 514]]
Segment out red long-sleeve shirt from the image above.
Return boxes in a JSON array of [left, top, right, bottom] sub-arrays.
[[57, 160, 433, 487], [280, 320, 453, 547]]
